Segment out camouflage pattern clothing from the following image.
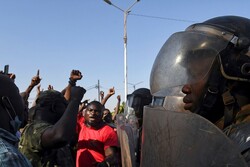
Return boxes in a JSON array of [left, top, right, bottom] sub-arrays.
[[19, 121, 75, 167]]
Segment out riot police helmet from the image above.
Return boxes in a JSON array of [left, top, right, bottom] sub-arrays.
[[125, 88, 152, 127], [150, 15, 250, 125]]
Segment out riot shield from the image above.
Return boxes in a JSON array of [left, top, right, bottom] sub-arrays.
[[116, 114, 137, 167], [141, 106, 247, 167]]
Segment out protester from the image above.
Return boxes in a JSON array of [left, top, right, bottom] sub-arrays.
[[100, 88, 119, 128], [20, 70, 41, 107], [103, 108, 112, 123], [112, 95, 121, 123], [20, 70, 41, 128], [0, 74, 32, 166], [76, 100, 120, 167], [101, 87, 115, 106], [100, 91, 105, 102], [19, 70, 86, 167]]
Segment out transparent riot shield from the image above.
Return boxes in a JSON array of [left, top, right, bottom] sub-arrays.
[[141, 106, 248, 167], [116, 113, 137, 167]]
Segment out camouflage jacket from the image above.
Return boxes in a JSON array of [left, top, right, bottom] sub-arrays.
[[18, 121, 75, 167]]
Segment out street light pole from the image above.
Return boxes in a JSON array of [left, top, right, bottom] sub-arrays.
[[128, 81, 143, 91], [103, 0, 140, 102], [123, 11, 128, 102]]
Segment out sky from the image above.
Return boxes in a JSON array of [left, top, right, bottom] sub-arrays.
[[1, 0, 250, 110]]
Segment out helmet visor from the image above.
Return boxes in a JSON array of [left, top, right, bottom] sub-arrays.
[[150, 31, 230, 96], [124, 94, 142, 117], [127, 94, 142, 108]]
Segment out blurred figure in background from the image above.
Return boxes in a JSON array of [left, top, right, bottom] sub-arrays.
[[0, 73, 32, 166]]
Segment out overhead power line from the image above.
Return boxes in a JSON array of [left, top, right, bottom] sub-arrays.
[[86, 85, 97, 90], [130, 13, 197, 23]]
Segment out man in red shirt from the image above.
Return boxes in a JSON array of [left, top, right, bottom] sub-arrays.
[[76, 101, 120, 167]]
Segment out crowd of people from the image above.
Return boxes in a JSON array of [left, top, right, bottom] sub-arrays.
[[1, 15, 250, 167], [0, 68, 149, 167]]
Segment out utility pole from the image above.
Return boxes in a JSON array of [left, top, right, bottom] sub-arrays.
[[97, 80, 100, 102]]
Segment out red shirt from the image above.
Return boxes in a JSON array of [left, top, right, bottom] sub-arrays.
[[76, 120, 118, 167], [76, 114, 84, 134]]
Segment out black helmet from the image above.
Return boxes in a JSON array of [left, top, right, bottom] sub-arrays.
[[150, 16, 250, 125], [125, 88, 152, 127], [192, 16, 250, 82]]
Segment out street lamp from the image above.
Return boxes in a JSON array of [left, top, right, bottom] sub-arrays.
[[103, 0, 140, 102], [128, 81, 143, 91]]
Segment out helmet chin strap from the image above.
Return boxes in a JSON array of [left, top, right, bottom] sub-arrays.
[[198, 58, 225, 123], [222, 85, 240, 128], [198, 47, 241, 128], [199, 63, 240, 128]]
